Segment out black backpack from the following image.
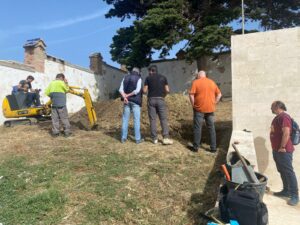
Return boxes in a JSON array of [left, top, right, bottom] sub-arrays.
[[291, 118, 300, 145], [219, 185, 268, 225]]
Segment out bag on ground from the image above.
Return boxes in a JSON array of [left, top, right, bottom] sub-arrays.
[[219, 184, 268, 225]]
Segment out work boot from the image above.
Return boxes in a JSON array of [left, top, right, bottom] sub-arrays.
[[187, 143, 198, 152], [273, 190, 291, 198], [288, 196, 299, 206], [51, 133, 59, 138], [64, 133, 72, 138], [162, 138, 173, 145]]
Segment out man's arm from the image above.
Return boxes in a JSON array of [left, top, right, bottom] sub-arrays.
[[279, 127, 291, 152], [216, 93, 222, 103], [164, 85, 170, 94], [44, 84, 50, 97], [143, 85, 148, 94], [189, 94, 195, 107]]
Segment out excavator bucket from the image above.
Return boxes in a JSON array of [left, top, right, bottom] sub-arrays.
[[82, 89, 98, 129], [68, 86, 98, 129]]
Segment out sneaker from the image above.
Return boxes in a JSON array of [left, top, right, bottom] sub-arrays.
[[136, 138, 144, 144], [121, 138, 127, 143], [152, 139, 158, 144], [162, 138, 173, 145], [273, 190, 291, 198], [288, 196, 299, 206], [187, 145, 198, 152]]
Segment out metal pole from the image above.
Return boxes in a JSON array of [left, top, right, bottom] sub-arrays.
[[242, 0, 245, 34]]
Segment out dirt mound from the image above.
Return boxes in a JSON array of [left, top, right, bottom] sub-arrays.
[[70, 94, 231, 141], [70, 94, 191, 131]]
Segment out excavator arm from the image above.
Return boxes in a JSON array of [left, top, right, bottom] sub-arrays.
[[68, 86, 98, 129]]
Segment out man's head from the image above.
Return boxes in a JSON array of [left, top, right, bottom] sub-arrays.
[[271, 101, 287, 115], [148, 65, 158, 75], [196, 70, 206, 78], [26, 75, 35, 83], [132, 67, 140, 74], [56, 73, 65, 81]]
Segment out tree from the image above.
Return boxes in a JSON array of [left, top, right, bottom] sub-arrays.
[[103, 0, 300, 68]]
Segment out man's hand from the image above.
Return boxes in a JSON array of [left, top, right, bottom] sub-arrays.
[[278, 147, 286, 152]]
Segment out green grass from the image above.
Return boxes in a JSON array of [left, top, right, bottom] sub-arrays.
[[0, 156, 66, 225], [0, 133, 229, 225]]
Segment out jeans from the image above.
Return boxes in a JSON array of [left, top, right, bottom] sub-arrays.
[[193, 110, 216, 150], [147, 97, 169, 139], [26, 92, 41, 107], [273, 151, 299, 197], [121, 102, 141, 141]]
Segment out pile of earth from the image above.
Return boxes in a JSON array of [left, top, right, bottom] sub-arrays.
[[70, 94, 232, 141]]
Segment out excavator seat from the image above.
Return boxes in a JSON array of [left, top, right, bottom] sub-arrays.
[[6, 92, 28, 110]]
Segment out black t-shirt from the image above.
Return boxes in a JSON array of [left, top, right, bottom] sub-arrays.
[[27, 81, 32, 89], [144, 74, 168, 97], [19, 80, 32, 89]]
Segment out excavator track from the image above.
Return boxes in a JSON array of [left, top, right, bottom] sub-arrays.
[[4, 119, 32, 127]]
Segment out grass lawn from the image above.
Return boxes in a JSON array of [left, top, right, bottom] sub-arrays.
[[0, 101, 231, 225]]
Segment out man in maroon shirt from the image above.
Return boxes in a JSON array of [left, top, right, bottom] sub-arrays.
[[270, 101, 299, 206]]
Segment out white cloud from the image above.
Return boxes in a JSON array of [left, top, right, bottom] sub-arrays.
[[3, 9, 109, 36]]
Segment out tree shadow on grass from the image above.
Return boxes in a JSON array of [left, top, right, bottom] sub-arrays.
[[186, 121, 232, 225]]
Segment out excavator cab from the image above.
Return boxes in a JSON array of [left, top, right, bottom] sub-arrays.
[[2, 86, 98, 129], [2, 92, 47, 126]]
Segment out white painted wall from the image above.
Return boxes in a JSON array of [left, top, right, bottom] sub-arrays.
[[0, 59, 125, 124]]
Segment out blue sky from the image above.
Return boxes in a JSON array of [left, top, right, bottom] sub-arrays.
[[0, 0, 134, 68], [0, 0, 259, 69]]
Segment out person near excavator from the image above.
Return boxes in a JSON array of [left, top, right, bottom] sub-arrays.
[[143, 65, 173, 145], [119, 67, 144, 144], [45, 73, 71, 137]]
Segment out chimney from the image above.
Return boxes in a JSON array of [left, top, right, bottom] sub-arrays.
[[23, 38, 46, 73], [89, 52, 103, 75]]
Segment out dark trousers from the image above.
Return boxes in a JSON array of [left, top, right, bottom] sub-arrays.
[[26, 92, 41, 107], [193, 111, 216, 150], [273, 151, 299, 197], [51, 106, 71, 135], [147, 98, 169, 139]]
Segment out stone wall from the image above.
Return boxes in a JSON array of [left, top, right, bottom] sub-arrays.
[[141, 53, 231, 97], [231, 27, 300, 184]]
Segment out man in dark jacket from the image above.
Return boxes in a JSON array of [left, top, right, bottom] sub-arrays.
[[119, 67, 143, 144]]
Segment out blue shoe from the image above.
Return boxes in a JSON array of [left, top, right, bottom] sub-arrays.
[[136, 138, 144, 144], [273, 190, 291, 198], [288, 196, 299, 206]]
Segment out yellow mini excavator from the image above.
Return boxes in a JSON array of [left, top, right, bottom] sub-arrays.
[[2, 86, 98, 129]]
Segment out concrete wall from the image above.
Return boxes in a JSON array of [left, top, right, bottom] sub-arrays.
[[0, 58, 125, 124], [231, 27, 300, 184], [141, 53, 231, 97]]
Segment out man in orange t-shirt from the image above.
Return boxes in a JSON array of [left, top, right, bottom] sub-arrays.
[[188, 70, 222, 152]]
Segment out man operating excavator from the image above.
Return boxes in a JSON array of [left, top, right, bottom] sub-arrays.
[[45, 73, 71, 138]]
